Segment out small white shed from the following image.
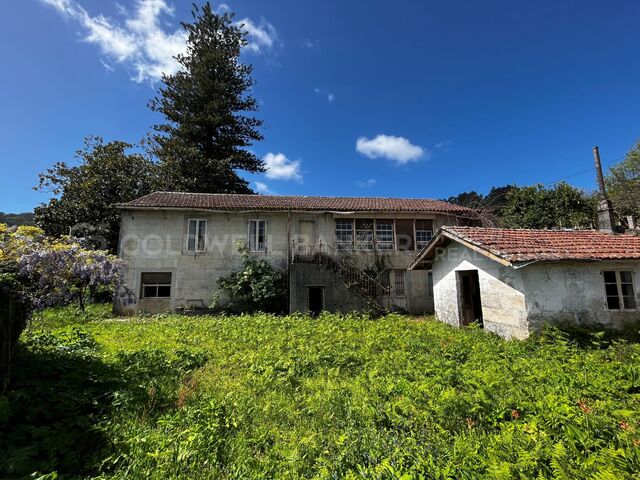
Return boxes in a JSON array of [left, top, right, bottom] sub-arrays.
[[409, 226, 640, 339]]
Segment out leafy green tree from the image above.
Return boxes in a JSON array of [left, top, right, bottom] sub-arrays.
[[606, 140, 640, 223], [501, 182, 596, 229], [150, 3, 265, 194], [447, 186, 514, 226], [0, 212, 34, 226], [34, 137, 157, 252]]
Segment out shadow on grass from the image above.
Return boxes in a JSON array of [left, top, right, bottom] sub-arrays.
[[543, 322, 640, 349], [0, 345, 122, 478]]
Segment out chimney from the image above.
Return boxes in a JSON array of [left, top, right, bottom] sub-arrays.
[[628, 215, 636, 230], [592, 146, 615, 233]]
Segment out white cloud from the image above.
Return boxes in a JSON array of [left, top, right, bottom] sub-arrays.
[[237, 17, 278, 53], [314, 87, 335, 103], [356, 178, 377, 188], [435, 140, 452, 150], [356, 134, 425, 164], [303, 39, 318, 49], [254, 181, 274, 194], [100, 59, 115, 72], [40, 0, 277, 83], [263, 152, 302, 181]]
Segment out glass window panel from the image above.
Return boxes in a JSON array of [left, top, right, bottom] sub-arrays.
[[335, 219, 353, 245], [619, 271, 633, 283], [249, 220, 257, 251], [603, 271, 617, 283], [248, 220, 266, 251], [621, 283, 635, 297], [141, 272, 171, 284], [355, 219, 374, 250], [187, 219, 197, 251], [623, 296, 637, 309], [416, 230, 433, 250], [606, 296, 620, 310], [375, 221, 394, 250], [605, 283, 619, 296], [197, 220, 206, 251], [258, 221, 265, 250], [157, 286, 171, 298], [142, 286, 157, 298]]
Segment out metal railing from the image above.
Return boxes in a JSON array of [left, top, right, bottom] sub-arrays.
[[291, 242, 390, 311]]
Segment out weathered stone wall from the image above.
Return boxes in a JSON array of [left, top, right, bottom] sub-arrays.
[[521, 261, 640, 331], [432, 243, 529, 339], [117, 209, 458, 314], [289, 264, 369, 313]]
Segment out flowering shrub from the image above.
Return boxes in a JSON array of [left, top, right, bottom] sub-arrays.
[[0, 223, 132, 312]]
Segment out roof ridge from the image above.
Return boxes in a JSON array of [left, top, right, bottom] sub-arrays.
[[149, 191, 454, 202]]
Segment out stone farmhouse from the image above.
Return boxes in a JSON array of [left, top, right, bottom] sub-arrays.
[[409, 226, 640, 339], [115, 192, 474, 315]]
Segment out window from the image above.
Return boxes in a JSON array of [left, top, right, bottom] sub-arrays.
[[248, 220, 266, 252], [375, 220, 395, 251], [604, 270, 636, 310], [141, 272, 171, 298], [427, 270, 434, 297], [415, 220, 433, 250], [335, 219, 353, 249], [355, 219, 374, 250], [394, 270, 406, 296], [187, 219, 206, 252]]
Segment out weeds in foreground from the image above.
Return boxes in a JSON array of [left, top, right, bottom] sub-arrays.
[[1, 306, 639, 478]]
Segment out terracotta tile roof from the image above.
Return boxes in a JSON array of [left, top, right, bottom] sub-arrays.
[[440, 226, 640, 262], [118, 191, 473, 214]]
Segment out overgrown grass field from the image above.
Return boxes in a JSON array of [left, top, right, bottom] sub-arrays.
[[2, 306, 640, 479]]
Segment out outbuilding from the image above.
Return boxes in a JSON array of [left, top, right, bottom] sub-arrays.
[[408, 226, 640, 339]]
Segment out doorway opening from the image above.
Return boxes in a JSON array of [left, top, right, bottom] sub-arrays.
[[308, 286, 324, 315], [458, 270, 483, 326]]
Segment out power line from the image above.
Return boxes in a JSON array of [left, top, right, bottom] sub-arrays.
[[545, 155, 626, 187]]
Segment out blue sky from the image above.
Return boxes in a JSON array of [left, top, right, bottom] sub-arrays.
[[1, 0, 639, 212]]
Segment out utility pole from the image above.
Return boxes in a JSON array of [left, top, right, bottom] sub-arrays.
[[592, 146, 615, 232]]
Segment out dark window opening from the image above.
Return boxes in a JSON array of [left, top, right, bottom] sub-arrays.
[[604, 270, 636, 310], [141, 272, 172, 298]]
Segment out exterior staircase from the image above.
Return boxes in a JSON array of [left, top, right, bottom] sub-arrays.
[[291, 243, 390, 313]]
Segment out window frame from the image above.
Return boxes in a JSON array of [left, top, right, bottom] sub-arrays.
[[355, 218, 375, 251], [140, 272, 172, 299], [375, 220, 395, 251], [186, 218, 207, 253], [248, 219, 267, 252], [335, 218, 354, 250], [394, 270, 406, 297], [415, 229, 433, 250], [602, 270, 637, 311]]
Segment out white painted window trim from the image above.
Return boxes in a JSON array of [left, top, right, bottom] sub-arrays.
[[186, 218, 207, 253], [335, 218, 354, 249], [375, 219, 395, 251], [248, 219, 267, 252], [602, 269, 637, 311]]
